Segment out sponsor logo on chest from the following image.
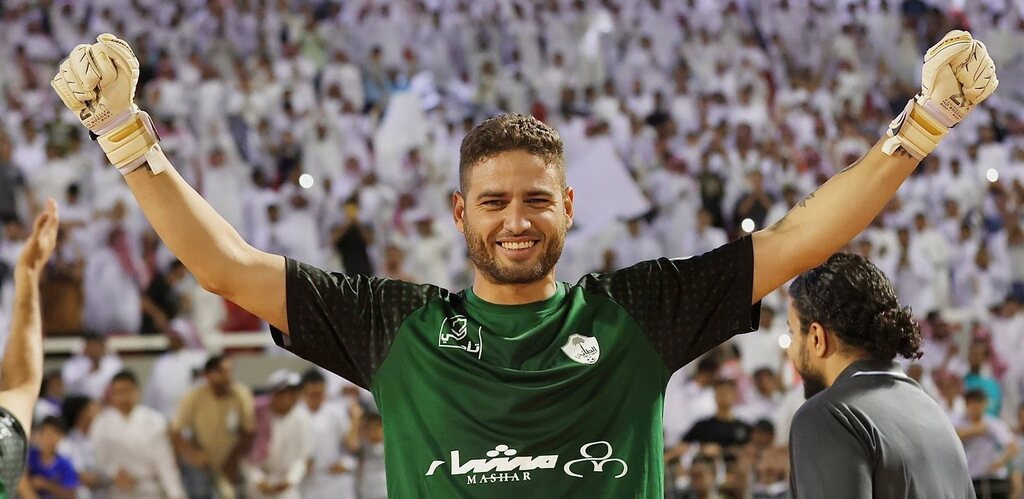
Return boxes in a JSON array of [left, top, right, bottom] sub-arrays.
[[425, 441, 627, 486]]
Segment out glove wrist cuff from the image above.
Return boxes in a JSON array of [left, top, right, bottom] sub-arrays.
[[97, 111, 170, 176], [882, 99, 947, 161]]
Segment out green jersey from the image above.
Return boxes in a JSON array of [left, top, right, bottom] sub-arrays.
[[272, 237, 758, 498]]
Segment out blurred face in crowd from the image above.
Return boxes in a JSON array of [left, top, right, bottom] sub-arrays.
[[454, 150, 574, 286], [786, 301, 828, 399], [36, 424, 63, 455], [206, 359, 233, 394], [271, 387, 300, 415], [967, 341, 987, 371], [366, 417, 384, 443], [84, 338, 106, 363], [109, 378, 139, 414], [76, 400, 100, 431], [714, 382, 738, 413], [303, 380, 326, 412], [689, 460, 715, 494], [753, 370, 779, 396], [965, 396, 986, 422]]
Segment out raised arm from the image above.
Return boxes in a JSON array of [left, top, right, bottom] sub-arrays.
[[751, 31, 998, 303], [50, 34, 288, 333], [751, 140, 915, 301], [122, 165, 287, 332], [0, 200, 59, 437]]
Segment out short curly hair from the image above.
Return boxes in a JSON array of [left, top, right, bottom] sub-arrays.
[[789, 253, 922, 361], [458, 113, 565, 193]]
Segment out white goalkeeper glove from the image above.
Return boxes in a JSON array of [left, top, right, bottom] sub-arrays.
[[883, 30, 998, 160], [51, 33, 170, 175]]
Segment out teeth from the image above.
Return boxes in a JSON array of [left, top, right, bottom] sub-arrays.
[[500, 241, 536, 250]]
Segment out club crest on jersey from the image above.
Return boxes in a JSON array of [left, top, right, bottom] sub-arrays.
[[439, 315, 483, 359], [561, 334, 600, 365]]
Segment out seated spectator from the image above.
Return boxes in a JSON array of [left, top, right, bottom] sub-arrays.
[[738, 368, 783, 425], [33, 371, 63, 424], [172, 356, 255, 499], [965, 339, 1003, 417], [26, 416, 78, 499], [82, 225, 144, 335], [60, 333, 122, 400], [349, 406, 387, 499], [299, 369, 357, 499], [684, 379, 751, 449], [91, 370, 185, 499], [956, 390, 1018, 497], [58, 396, 105, 497], [244, 370, 310, 499], [140, 259, 189, 334], [143, 332, 207, 420]]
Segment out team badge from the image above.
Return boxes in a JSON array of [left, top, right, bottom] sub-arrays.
[[561, 334, 600, 365]]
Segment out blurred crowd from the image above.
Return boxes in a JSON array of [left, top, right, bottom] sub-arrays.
[[1, 0, 1024, 497]]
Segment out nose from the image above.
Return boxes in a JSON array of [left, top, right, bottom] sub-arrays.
[[503, 201, 532, 234]]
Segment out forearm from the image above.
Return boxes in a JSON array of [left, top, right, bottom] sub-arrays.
[[1, 267, 43, 393], [752, 139, 918, 299], [123, 164, 253, 294]]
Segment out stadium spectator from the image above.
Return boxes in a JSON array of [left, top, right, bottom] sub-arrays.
[[683, 379, 751, 449], [91, 370, 185, 499], [25, 416, 78, 499], [957, 390, 1019, 498], [299, 369, 357, 499], [60, 334, 121, 400], [57, 395, 104, 498], [171, 356, 254, 499], [244, 370, 310, 499], [142, 332, 206, 420]]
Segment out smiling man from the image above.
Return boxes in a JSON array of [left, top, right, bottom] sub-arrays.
[[51, 31, 996, 497]]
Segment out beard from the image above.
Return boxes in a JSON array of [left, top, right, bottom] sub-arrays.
[[797, 341, 828, 400], [463, 217, 566, 285]]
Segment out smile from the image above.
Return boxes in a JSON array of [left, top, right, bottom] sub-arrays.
[[498, 241, 536, 250]]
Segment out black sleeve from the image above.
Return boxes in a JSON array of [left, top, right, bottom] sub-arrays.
[[270, 258, 441, 390], [578, 235, 760, 372], [789, 404, 872, 499]]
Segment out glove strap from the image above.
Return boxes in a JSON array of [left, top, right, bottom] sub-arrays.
[[96, 111, 170, 176], [882, 98, 947, 160]]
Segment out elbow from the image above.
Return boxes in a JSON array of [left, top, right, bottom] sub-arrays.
[[195, 243, 256, 297], [197, 275, 228, 296]]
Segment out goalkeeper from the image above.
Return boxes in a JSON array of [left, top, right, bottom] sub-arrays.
[[51, 32, 995, 498]]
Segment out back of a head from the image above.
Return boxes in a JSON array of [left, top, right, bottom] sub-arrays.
[[458, 113, 565, 193], [789, 253, 922, 361]]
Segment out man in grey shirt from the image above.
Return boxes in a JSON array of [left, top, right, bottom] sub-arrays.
[[786, 253, 973, 498]]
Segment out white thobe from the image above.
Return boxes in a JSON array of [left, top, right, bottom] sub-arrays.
[[91, 406, 185, 499], [143, 350, 208, 420], [61, 354, 123, 400], [245, 407, 312, 499], [82, 247, 142, 334], [299, 402, 356, 499]]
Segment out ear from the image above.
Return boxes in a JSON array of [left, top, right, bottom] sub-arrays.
[[808, 322, 829, 359], [453, 191, 466, 234], [564, 186, 575, 229]]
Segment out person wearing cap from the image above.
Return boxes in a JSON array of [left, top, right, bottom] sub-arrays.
[[244, 370, 311, 499]]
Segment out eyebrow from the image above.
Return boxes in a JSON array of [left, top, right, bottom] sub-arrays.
[[476, 189, 556, 199]]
